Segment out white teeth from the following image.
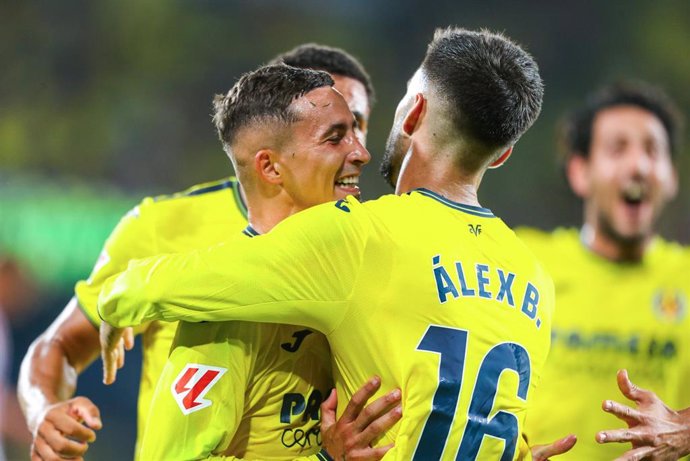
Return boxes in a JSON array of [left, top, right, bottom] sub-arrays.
[[623, 183, 644, 201], [336, 176, 359, 186]]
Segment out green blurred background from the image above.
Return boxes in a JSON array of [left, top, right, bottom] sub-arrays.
[[1, 0, 688, 459]]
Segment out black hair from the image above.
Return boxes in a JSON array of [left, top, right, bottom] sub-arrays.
[[213, 64, 333, 148], [561, 80, 683, 159], [270, 43, 375, 105]]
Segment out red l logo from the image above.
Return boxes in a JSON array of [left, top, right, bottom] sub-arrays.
[[171, 364, 227, 415]]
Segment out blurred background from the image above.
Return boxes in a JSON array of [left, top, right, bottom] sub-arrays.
[[1, 0, 689, 459]]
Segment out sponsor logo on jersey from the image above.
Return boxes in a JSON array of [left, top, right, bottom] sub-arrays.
[[653, 289, 687, 323], [171, 364, 226, 415], [281, 329, 313, 352]]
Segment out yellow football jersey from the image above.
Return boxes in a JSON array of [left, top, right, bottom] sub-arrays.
[[100, 189, 555, 460], [139, 320, 332, 460], [518, 227, 690, 460], [75, 177, 248, 459]]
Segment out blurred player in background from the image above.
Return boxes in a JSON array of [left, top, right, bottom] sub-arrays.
[[18, 44, 379, 460], [99, 27, 558, 460], [520, 81, 689, 460]]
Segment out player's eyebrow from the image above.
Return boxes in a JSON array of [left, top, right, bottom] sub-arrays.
[[319, 122, 349, 139]]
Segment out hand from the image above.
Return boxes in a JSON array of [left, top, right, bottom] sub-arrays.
[[320, 376, 402, 461], [99, 322, 134, 385], [596, 369, 690, 461], [531, 434, 577, 461], [30, 397, 102, 461]]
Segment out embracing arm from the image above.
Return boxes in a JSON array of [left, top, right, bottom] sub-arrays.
[[99, 199, 369, 332], [18, 298, 106, 460]]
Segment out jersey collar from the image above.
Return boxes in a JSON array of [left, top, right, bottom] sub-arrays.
[[412, 188, 495, 218]]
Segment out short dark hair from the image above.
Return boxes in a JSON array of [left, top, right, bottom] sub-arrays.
[[422, 27, 543, 157], [270, 43, 375, 105], [561, 80, 683, 160], [213, 64, 334, 148]]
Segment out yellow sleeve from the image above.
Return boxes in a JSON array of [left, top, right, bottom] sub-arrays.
[[99, 197, 370, 334], [74, 202, 155, 331], [138, 322, 249, 459]]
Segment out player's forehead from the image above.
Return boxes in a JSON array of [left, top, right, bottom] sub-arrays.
[[330, 74, 370, 118], [290, 86, 354, 132], [592, 105, 669, 146]]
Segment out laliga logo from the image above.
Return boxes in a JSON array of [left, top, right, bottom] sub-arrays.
[[171, 364, 227, 415]]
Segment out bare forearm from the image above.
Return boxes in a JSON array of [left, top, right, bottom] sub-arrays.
[[18, 299, 100, 432]]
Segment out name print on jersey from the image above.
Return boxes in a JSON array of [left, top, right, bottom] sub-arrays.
[[432, 255, 542, 328], [171, 364, 227, 415]]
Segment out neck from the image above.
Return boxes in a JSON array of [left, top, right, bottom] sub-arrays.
[[580, 223, 652, 262], [244, 188, 297, 235], [395, 141, 482, 206]]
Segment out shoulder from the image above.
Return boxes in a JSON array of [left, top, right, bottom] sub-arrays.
[[142, 177, 241, 209], [133, 176, 245, 223], [515, 227, 580, 256], [648, 237, 690, 266]]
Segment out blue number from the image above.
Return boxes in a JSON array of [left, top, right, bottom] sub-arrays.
[[457, 343, 530, 461], [413, 326, 531, 460], [413, 326, 468, 460]]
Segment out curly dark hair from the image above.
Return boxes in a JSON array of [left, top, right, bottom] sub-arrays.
[[560, 80, 683, 160]]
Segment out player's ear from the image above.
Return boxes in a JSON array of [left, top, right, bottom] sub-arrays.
[[488, 147, 513, 169], [255, 149, 283, 185], [402, 94, 426, 136], [566, 153, 590, 198]]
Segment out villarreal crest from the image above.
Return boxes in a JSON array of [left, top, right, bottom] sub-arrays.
[[653, 289, 687, 323]]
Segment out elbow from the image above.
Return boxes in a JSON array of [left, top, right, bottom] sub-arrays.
[[97, 271, 159, 327]]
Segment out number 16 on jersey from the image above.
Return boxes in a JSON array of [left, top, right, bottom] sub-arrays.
[[413, 325, 531, 460]]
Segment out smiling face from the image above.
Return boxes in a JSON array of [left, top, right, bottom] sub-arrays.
[[275, 86, 371, 210], [570, 105, 677, 248]]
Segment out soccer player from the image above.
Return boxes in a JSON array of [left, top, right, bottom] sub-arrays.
[[519, 81, 689, 460], [99, 27, 553, 460], [17, 45, 382, 460], [132, 63, 399, 460]]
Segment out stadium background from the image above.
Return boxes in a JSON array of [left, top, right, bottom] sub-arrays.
[[1, 1, 689, 459]]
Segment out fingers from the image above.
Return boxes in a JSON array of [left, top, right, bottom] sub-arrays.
[[531, 434, 577, 461], [69, 397, 103, 430], [612, 445, 658, 461], [597, 427, 648, 445], [101, 343, 119, 385], [601, 399, 645, 427], [320, 388, 338, 433], [123, 327, 135, 350], [36, 420, 90, 458], [99, 323, 124, 384], [354, 388, 402, 432], [340, 376, 382, 424], [358, 402, 402, 447], [617, 369, 651, 405], [366, 442, 395, 461]]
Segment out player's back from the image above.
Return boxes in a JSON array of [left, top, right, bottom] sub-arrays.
[[331, 190, 554, 460], [98, 189, 555, 460]]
